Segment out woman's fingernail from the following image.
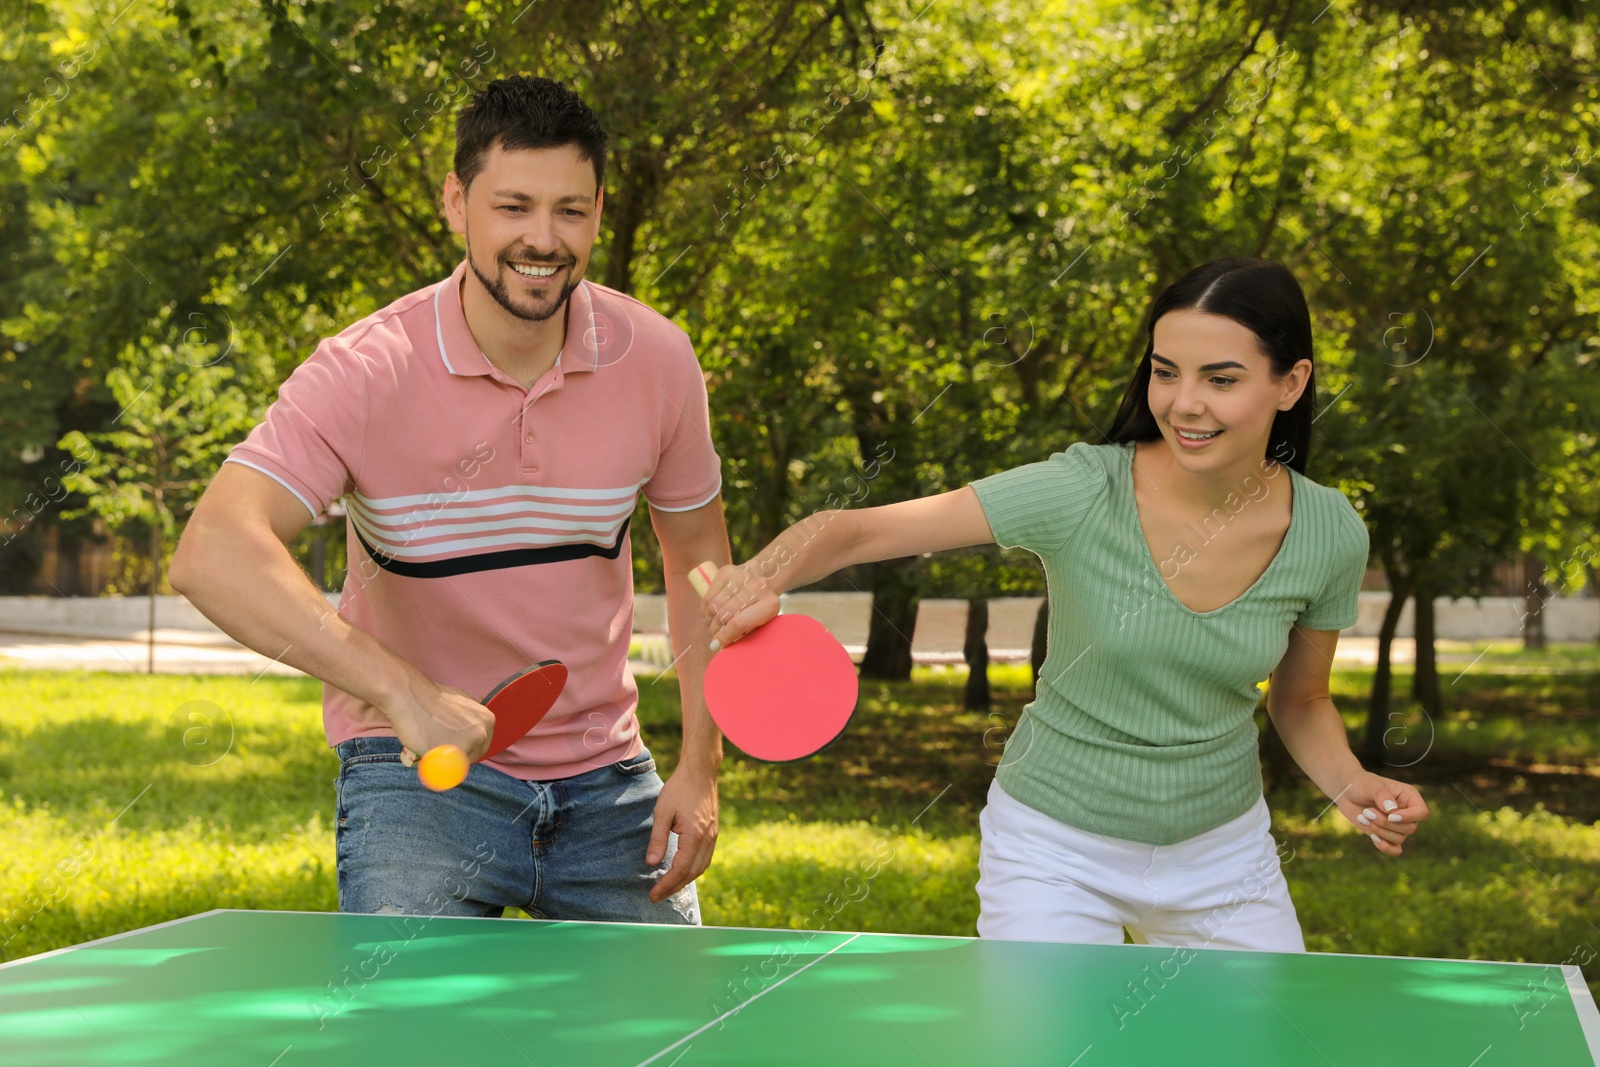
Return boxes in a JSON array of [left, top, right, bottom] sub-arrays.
[[1370, 834, 1382, 846], [1388, 813, 1402, 823], [1357, 812, 1372, 826], [1362, 808, 1378, 821], [1382, 800, 1398, 813], [709, 639, 721, 652]]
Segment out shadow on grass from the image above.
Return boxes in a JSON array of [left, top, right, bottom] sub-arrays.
[[640, 673, 1030, 837]]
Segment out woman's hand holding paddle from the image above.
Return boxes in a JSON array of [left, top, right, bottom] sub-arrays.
[[689, 561, 860, 763], [696, 562, 781, 651]]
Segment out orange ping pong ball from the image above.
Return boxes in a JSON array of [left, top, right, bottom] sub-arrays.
[[417, 745, 469, 791]]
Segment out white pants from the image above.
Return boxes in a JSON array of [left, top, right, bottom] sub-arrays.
[[976, 780, 1304, 952]]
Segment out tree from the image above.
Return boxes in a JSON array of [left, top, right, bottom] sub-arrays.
[[58, 335, 255, 670]]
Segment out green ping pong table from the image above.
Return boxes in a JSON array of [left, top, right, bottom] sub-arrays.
[[2, 909, 1596, 1066]]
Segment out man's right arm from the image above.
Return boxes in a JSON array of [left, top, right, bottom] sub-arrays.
[[169, 462, 494, 761]]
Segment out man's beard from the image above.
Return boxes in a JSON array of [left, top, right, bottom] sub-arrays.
[[467, 243, 581, 323]]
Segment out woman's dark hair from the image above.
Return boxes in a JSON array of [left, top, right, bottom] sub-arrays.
[[454, 76, 609, 193], [1099, 257, 1315, 474]]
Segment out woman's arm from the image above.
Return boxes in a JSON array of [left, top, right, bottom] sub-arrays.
[[1267, 625, 1430, 856], [701, 486, 994, 649]]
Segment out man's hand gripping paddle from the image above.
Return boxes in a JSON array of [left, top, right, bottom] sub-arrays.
[[402, 661, 568, 791], [687, 561, 859, 762]]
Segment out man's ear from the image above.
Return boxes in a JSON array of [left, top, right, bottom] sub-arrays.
[[443, 171, 468, 236]]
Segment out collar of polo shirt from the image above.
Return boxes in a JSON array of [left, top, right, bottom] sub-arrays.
[[432, 260, 602, 380]]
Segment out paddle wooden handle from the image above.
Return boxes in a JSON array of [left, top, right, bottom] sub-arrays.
[[687, 561, 719, 598], [399, 745, 447, 769]]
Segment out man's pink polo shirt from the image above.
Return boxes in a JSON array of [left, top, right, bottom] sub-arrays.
[[226, 260, 721, 779]]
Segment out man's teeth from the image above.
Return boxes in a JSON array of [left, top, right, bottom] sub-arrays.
[[509, 262, 559, 278], [1178, 429, 1221, 440]]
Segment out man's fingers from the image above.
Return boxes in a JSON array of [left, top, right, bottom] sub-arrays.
[[690, 832, 717, 880], [650, 828, 715, 903], [680, 827, 714, 877], [646, 798, 676, 868], [650, 842, 691, 902]]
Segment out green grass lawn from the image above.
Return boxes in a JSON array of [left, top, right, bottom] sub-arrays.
[[1, 651, 1596, 999]]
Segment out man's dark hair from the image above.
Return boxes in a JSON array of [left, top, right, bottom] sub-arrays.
[[454, 76, 608, 193]]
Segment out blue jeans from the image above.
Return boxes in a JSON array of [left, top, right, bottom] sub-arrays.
[[332, 736, 698, 924]]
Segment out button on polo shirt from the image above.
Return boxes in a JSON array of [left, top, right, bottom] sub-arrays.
[[228, 260, 722, 779]]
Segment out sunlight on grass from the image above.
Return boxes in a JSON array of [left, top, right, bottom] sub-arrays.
[[1, 663, 1595, 1000], [699, 821, 978, 936], [1275, 792, 1598, 974]]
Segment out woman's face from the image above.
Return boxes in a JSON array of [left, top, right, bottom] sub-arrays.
[[1147, 310, 1311, 472]]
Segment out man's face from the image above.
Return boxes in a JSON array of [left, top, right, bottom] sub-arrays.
[[444, 141, 603, 323]]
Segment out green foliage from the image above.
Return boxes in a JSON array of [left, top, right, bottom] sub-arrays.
[[3, 0, 1597, 604], [57, 339, 257, 542]]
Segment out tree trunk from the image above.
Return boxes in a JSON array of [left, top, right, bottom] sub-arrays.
[[1411, 585, 1441, 718], [859, 558, 918, 680], [1522, 552, 1550, 650], [600, 150, 663, 296], [1364, 569, 1413, 763], [147, 512, 161, 675], [963, 598, 990, 712], [1030, 596, 1049, 690], [1593, 564, 1599, 646], [757, 413, 792, 548]]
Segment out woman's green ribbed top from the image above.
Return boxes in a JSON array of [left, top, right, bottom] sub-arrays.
[[969, 440, 1368, 845]]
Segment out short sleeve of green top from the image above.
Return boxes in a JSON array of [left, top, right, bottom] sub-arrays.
[[969, 441, 1369, 845]]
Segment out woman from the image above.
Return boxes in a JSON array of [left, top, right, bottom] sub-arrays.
[[700, 257, 1429, 951]]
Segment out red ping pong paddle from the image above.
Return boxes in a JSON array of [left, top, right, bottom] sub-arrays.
[[688, 561, 859, 762], [405, 660, 568, 790]]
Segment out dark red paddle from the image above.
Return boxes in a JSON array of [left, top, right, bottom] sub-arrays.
[[479, 661, 568, 759], [688, 562, 859, 762], [404, 661, 568, 790]]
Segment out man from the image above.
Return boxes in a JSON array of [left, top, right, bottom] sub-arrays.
[[172, 76, 727, 924]]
